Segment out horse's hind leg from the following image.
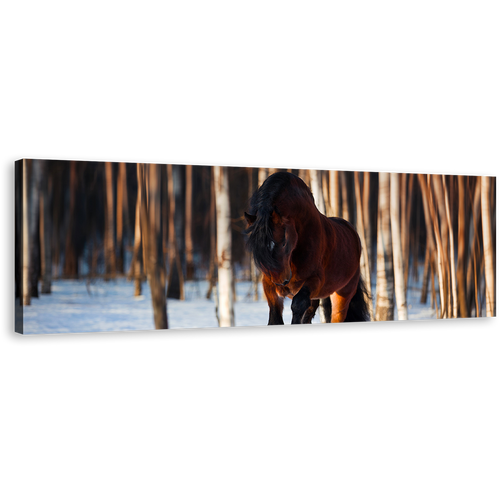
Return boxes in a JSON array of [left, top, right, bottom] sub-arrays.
[[302, 299, 320, 324], [319, 298, 332, 323], [329, 273, 359, 323]]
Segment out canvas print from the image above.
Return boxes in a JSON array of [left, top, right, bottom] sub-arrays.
[[15, 160, 496, 334]]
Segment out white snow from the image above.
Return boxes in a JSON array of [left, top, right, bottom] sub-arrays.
[[19, 273, 438, 334]]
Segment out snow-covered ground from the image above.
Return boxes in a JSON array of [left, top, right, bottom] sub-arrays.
[[19, 274, 437, 334]]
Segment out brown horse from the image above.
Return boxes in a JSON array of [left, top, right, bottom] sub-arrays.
[[245, 171, 370, 325]]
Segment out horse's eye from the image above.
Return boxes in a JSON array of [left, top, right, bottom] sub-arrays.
[[282, 241, 287, 248]]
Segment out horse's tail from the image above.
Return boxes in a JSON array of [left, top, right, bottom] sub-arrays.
[[344, 274, 371, 322]]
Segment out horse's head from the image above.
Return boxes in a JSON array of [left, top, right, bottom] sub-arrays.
[[245, 209, 298, 286]]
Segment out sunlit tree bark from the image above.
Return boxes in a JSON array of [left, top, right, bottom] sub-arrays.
[[390, 173, 407, 320], [481, 176, 495, 317], [354, 171, 373, 319], [310, 169, 325, 214], [456, 175, 468, 317], [214, 166, 235, 327], [104, 162, 116, 279], [328, 170, 340, 217], [375, 172, 394, 321], [442, 175, 458, 318], [130, 171, 143, 296]]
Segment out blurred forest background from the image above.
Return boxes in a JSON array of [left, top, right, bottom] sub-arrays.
[[15, 160, 496, 332]]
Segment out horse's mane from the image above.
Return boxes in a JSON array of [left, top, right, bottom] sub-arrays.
[[245, 171, 314, 272]]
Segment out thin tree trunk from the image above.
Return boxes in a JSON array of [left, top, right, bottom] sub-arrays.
[[442, 175, 458, 318], [22, 159, 30, 305], [214, 166, 235, 327], [104, 162, 116, 279], [481, 176, 495, 317], [206, 170, 217, 300], [63, 161, 79, 277], [130, 168, 143, 296], [116, 162, 126, 273], [310, 169, 325, 214], [248, 168, 259, 300], [40, 162, 52, 293], [354, 171, 373, 319], [375, 172, 394, 321], [329, 170, 340, 217], [390, 173, 408, 320], [466, 179, 482, 315], [166, 164, 184, 300], [362, 171, 372, 267], [29, 160, 42, 298], [456, 175, 468, 317], [258, 168, 269, 188], [138, 163, 168, 329], [425, 175, 447, 318], [185, 164, 195, 280]]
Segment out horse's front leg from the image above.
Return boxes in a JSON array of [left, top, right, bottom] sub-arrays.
[[262, 275, 284, 325], [291, 286, 319, 324]]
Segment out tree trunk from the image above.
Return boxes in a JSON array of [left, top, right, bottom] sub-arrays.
[[29, 160, 43, 298], [214, 166, 235, 327], [328, 170, 340, 217], [63, 162, 79, 277], [390, 173, 407, 320], [166, 164, 184, 300], [185, 164, 195, 280], [104, 162, 116, 279], [362, 171, 372, 267], [425, 175, 447, 318], [248, 168, 260, 300], [116, 162, 126, 274], [39, 162, 52, 293], [206, 169, 218, 300], [138, 163, 168, 329], [466, 179, 482, 316], [22, 160, 30, 305], [375, 172, 394, 321], [481, 176, 495, 317], [354, 171, 373, 319], [442, 175, 458, 318], [130, 169, 143, 296], [310, 169, 325, 214], [456, 175, 468, 317]]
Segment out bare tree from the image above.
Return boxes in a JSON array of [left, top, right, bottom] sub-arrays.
[[328, 170, 340, 217], [354, 171, 373, 319], [375, 172, 394, 320], [442, 175, 458, 318], [116, 162, 128, 274], [390, 173, 407, 320], [22, 160, 30, 305], [456, 175, 468, 317], [481, 176, 495, 317], [138, 163, 168, 329], [310, 169, 326, 214], [214, 166, 235, 327], [104, 162, 116, 279], [166, 164, 184, 300], [185, 164, 195, 280], [129, 173, 143, 296], [39, 161, 52, 293]]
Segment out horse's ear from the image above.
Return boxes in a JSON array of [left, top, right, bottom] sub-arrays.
[[244, 212, 257, 226]]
